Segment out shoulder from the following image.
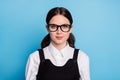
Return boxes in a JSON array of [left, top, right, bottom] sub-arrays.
[[28, 50, 40, 63], [77, 49, 89, 62], [29, 50, 39, 58], [28, 47, 48, 61], [76, 49, 90, 69]]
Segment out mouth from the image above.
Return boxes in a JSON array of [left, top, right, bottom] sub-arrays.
[[56, 36, 63, 40]]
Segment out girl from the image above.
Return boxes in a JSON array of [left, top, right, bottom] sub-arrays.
[[26, 7, 90, 80]]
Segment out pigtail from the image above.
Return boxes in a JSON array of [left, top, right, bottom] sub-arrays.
[[67, 33, 75, 48], [41, 34, 51, 49]]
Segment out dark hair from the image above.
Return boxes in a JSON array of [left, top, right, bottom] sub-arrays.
[[41, 7, 75, 48]]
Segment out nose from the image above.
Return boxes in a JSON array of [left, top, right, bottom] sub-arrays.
[[56, 27, 62, 33]]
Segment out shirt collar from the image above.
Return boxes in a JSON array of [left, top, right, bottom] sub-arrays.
[[48, 42, 72, 58]]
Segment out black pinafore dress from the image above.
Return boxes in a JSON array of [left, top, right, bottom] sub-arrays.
[[36, 49, 80, 80]]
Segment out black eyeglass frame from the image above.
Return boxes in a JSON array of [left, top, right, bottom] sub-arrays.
[[47, 24, 72, 32]]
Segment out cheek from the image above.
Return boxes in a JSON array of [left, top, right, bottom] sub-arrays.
[[64, 32, 71, 39], [49, 32, 55, 39]]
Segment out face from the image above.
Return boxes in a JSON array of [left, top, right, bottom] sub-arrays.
[[48, 15, 72, 47]]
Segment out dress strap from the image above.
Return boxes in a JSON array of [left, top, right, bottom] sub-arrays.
[[38, 49, 45, 62], [73, 49, 79, 60], [36, 49, 45, 80]]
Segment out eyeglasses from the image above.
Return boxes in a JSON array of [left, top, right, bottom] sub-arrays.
[[47, 24, 72, 32]]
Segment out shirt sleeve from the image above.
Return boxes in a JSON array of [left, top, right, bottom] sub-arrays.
[[78, 50, 90, 80], [25, 51, 40, 80]]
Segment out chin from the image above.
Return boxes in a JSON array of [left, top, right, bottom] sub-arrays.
[[55, 40, 66, 45]]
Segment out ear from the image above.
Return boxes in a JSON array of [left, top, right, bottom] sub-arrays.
[[69, 25, 73, 33], [46, 25, 50, 32]]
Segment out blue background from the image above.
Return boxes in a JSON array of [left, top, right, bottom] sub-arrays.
[[0, 0, 120, 80]]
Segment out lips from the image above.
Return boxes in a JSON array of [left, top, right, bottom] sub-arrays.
[[56, 36, 63, 40]]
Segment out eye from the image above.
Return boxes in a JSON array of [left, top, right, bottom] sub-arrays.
[[61, 24, 70, 29], [49, 24, 57, 29]]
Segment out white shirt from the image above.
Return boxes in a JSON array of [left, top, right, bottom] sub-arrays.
[[25, 43, 90, 80]]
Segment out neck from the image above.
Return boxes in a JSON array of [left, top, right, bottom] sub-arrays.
[[52, 41, 67, 50]]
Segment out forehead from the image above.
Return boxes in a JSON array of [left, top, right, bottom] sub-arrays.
[[49, 15, 70, 25]]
